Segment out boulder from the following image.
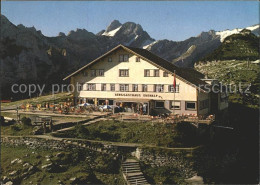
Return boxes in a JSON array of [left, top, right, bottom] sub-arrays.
[[27, 165, 37, 174], [9, 171, 17, 176], [69, 177, 78, 183], [2, 176, 9, 183], [4, 181, 13, 185], [10, 158, 19, 164], [23, 163, 31, 167], [41, 163, 62, 172], [56, 152, 65, 158], [185, 175, 204, 185]]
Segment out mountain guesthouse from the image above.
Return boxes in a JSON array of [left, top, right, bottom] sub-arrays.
[[64, 45, 228, 116]]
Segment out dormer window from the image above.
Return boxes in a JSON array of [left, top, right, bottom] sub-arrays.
[[98, 69, 104, 76], [123, 55, 129, 62], [91, 70, 96, 77], [119, 54, 129, 62]]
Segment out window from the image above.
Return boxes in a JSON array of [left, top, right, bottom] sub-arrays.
[[87, 84, 96, 91], [199, 99, 209, 110], [144, 70, 150, 77], [101, 84, 106, 91], [119, 55, 124, 62], [142, 84, 148, 92], [136, 57, 140, 62], [155, 101, 164, 108], [119, 54, 129, 62], [154, 84, 164, 92], [98, 69, 104, 76], [108, 57, 112, 62], [109, 100, 114, 105], [119, 69, 129, 77], [124, 55, 129, 62], [120, 84, 129, 92], [91, 70, 96, 77], [110, 84, 115, 91], [154, 69, 159, 77], [185, 101, 196, 110], [163, 72, 168, 77], [133, 84, 138, 92], [171, 101, 181, 110], [168, 85, 179, 93], [83, 72, 87, 76]]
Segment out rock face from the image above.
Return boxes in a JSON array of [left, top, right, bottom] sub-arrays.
[[1, 14, 259, 99], [106, 20, 122, 33], [146, 30, 221, 67]]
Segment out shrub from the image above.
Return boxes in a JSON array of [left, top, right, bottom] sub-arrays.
[[94, 155, 118, 173], [107, 125, 117, 131], [21, 117, 32, 126], [75, 124, 89, 138], [11, 124, 22, 131]]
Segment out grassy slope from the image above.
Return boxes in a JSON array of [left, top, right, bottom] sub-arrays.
[[1, 124, 34, 136], [1, 145, 125, 185], [1, 92, 72, 109], [200, 31, 259, 61], [195, 60, 260, 108], [53, 120, 200, 148], [140, 162, 186, 185]]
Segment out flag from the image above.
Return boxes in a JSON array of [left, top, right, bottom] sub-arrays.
[[173, 70, 176, 90]]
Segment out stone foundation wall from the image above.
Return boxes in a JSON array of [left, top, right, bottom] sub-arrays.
[[0, 136, 124, 156], [133, 147, 197, 178]]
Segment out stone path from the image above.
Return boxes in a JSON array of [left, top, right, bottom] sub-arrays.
[[2, 134, 201, 151], [54, 115, 109, 133], [122, 159, 150, 185], [1, 109, 111, 118]]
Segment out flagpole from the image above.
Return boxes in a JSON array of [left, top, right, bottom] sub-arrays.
[[173, 70, 176, 117]]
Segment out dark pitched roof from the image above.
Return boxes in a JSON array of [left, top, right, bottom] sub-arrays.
[[64, 44, 208, 91], [123, 46, 208, 91]]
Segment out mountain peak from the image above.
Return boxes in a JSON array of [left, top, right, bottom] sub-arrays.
[[67, 28, 95, 40], [106, 20, 122, 32]]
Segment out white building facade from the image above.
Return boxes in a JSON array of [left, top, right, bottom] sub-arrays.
[[64, 45, 228, 116]]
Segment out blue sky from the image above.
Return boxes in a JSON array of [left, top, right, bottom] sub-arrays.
[[2, 1, 259, 41]]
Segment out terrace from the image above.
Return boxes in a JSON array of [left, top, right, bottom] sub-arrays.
[[2, 101, 215, 126]]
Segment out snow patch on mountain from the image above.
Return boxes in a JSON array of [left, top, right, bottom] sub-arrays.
[[143, 40, 158, 49], [102, 26, 122, 37], [246, 24, 259, 31], [216, 24, 259, 42]]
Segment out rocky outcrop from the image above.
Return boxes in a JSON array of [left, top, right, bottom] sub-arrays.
[[147, 31, 221, 67]]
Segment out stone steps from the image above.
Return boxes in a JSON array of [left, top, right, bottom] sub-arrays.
[[122, 159, 150, 185], [123, 169, 141, 173]]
